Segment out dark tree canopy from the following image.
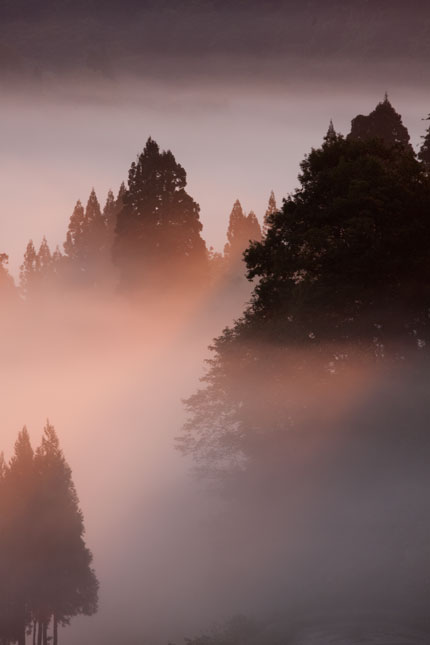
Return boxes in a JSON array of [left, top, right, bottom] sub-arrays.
[[349, 94, 411, 150], [113, 138, 208, 291], [245, 134, 430, 349]]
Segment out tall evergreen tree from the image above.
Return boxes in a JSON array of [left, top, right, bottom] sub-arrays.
[[0, 425, 99, 645], [20, 241, 39, 298], [224, 200, 261, 268], [113, 138, 208, 291], [64, 190, 110, 287], [63, 201, 85, 262], [32, 422, 98, 645], [262, 191, 277, 237], [349, 94, 411, 149]]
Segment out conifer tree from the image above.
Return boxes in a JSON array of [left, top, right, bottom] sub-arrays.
[[262, 191, 277, 237], [224, 200, 261, 268], [20, 241, 39, 298], [324, 119, 338, 144], [33, 422, 98, 645], [64, 190, 109, 286], [113, 138, 208, 290], [63, 201, 85, 262], [349, 94, 411, 149], [0, 425, 99, 645]]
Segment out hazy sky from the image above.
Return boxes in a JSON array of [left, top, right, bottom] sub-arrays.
[[2, 1, 430, 274]]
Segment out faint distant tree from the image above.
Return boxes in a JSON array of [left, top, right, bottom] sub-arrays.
[[32, 422, 99, 645], [0, 253, 16, 301], [64, 189, 111, 287], [113, 138, 208, 292], [262, 191, 277, 237], [104, 183, 125, 246], [0, 428, 36, 645], [20, 241, 39, 298], [63, 200, 85, 262], [224, 200, 261, 270], [349, 94, 412, 150], [0, 425, 99, 645]]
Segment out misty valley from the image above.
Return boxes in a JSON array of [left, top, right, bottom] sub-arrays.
[[2, 69, 430, 645]]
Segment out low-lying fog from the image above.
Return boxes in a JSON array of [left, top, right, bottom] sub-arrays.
[[1, 289, 430, 645]]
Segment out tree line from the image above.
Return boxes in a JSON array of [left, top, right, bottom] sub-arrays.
[[0, 424, 98, 645], [1, 138, 276, 302]]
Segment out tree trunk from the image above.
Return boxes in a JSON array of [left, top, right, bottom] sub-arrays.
[[37, 621, 42, 645], [42, 621, 48, 645], [32, 619, 36, 645], [53, 615, 58, 645]]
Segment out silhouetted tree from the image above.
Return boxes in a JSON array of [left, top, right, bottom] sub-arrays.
[[262, 191, 277, 237], [224, 200, 261, 268], [32, 422, 98, 644], [64, 190, 110, 287], [20, 241, 39, 298], [113, 138, 208, 291], [349, 94, 411, 150], [0, 425, 98, 645]]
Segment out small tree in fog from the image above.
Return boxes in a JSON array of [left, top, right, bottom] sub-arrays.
[[0, 425, 98, 645], [33, 422, 98, 645], [224, 200, 261, 270]]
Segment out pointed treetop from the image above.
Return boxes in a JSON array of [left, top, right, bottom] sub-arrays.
[[324, 119, 337, 144], [349, 95, 411, 149], [263, 190, 277, 236]]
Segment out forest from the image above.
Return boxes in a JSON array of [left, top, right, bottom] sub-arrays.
[[2, 95, 430, 644]]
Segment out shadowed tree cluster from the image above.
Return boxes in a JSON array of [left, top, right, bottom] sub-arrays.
[[0, 424, 98, 645], [179, 96, 430, 478]]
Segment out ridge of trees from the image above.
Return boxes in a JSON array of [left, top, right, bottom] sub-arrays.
[[0, 424, 99, 645], [1, 95, 430, 306]]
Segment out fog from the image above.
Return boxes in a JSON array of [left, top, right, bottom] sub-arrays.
[[1, 289, 430, 644]]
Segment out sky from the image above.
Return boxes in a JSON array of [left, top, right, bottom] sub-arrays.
[[2, 0, 430, 275]]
